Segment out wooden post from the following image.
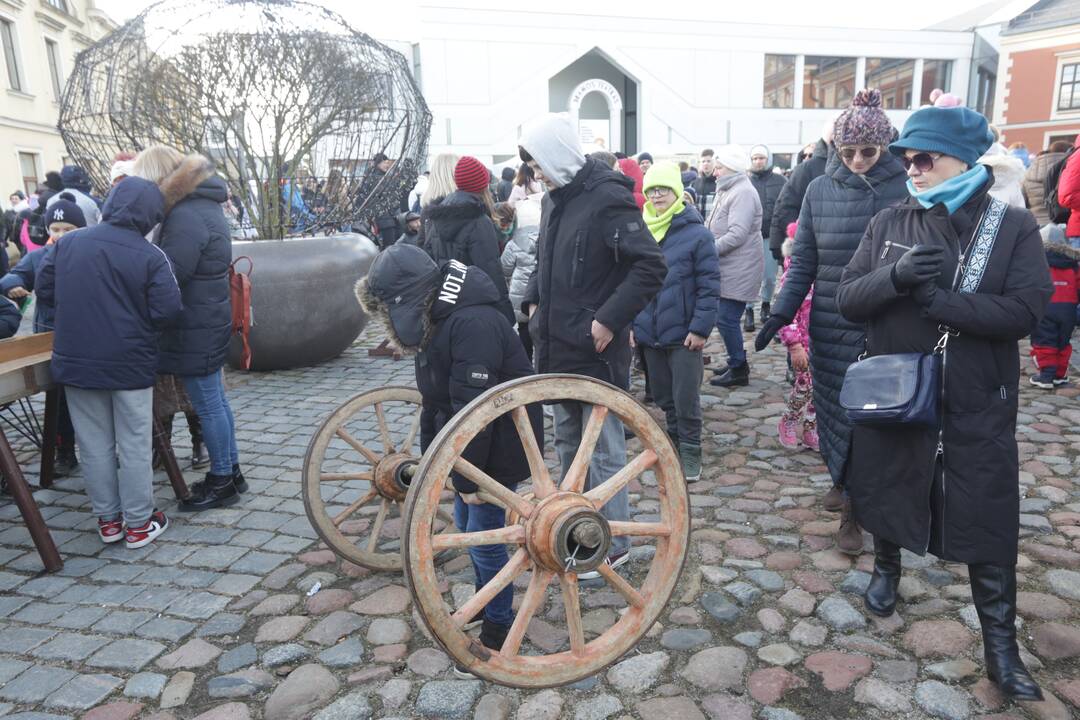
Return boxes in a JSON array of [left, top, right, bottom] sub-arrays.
[[38, 388, 59, 489], [153, 416, 190, 501], [0, 427, 61, 572]]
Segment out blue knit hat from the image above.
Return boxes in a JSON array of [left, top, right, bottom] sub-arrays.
[[889, 106, 994, 168], [46, 192, 86, 229]]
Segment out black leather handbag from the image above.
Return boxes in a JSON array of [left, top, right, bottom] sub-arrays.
[[839, 343, 944, 428]]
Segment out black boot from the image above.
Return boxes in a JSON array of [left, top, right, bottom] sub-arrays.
[[178, 472, 239, 512], [479, 618, 510, 650], [54, 443, 79, 478], [710, 362, 749, 387], [232, 464, 249, 494], [968, 563, 1043, 702], [186, 413, 209, 470], [743, 307, 756, 332], [761, 301, 771, 318], [864, 537, 901, 617]]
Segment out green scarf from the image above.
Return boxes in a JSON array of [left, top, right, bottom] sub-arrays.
[[643, 198, 685, 243]]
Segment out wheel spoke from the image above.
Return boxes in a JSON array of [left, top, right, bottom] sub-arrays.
[[560, 573, 586, 656], [331, 488, 378, 527], [335, 428, 381, 465], [560, 405, 608, 494], [584, 449, 657, 510], [365, 498, 390, 553], [374, 402, 394, 455], [402, 406, 423, 455], [597, 562, 645, 609], [608, 521, 671, 537], [435, 507, 456, 531], [453, 458, 535, 520], [451, 548, 531, 628], [432, 524, 526, 551], [320, 471, 374, 482], [500, 568, 554, 657], [511, 406, 555, 499]]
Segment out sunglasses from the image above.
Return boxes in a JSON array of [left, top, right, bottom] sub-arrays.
[[839, 146, 880, 161], [901, 152, 940, 172]]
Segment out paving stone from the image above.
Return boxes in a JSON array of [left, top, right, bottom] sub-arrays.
[[681, 646, 747, 691], [304, 610, 365, 646], [0, 665, 77, 703], [262, 643, 311, 667], [80, 701, 143, 720], [87, 639, 166, 671], [634, 697, 705, 720], [1031, 621, 1080, 659], [915, 680, 971, 720], [135, 618, 197, 642], [43, 673, 123, 710], [160, 671, 195, 709], [167, 592, 231, 619], [815, 594, 866, 631], [250, 594, 300, 616], [1045, 569, 1080, 600], [198, 613, 247, 638], [0, 658, 31, 684], [304, 588, 354, 615], [407, 647, 451, 677], [661, 628, 712, 651], [855, 677, 914, 712], [30, 633, 110, 662], [191, 702, 252, 720], [254, 615, 310, 643], [207, 669, 275, 699], [572, 694, 621, 720], [747, 667, 807, 705], [313, 689, 373, 720], [124, 672, 168, 699], [700, 592, 742, 623], [902, 620, 974, 658], [351, 584, 411, 615], [804, 651, 873, 690], [778, 588, 816, 616], [317, 637, 365, 667], [606, 651, 669, 693], [156, 638, 222, 669], [366, 617, 411, 644], [757, 643, 801, 666], [413, 679, 483, 719], [515, 689, 563, 720], [0, 627, 57, 653], [926, 658, 980, 680], [218, 643, 258, 673]]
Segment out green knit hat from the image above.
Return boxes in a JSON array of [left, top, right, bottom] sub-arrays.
[[642, 161, 683, 196]]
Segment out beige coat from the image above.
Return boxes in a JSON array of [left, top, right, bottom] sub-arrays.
[[707, 172, 764, 302]]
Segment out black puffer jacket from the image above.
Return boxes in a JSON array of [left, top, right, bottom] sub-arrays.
[[424, 190, 514, 325], [523, 158, 666, 389], [769, 139, 829, 258], [771, 150, 908, 483], [837, 177, 1052, 564], [415, 261, 542, 492], [156, 155, 233, 377], [749, 168, 787, 238]]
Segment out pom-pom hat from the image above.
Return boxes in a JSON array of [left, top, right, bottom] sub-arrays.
[[833, 89, 894, 147]]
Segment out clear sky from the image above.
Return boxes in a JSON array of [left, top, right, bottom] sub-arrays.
[[95, 0, 1010, 41]]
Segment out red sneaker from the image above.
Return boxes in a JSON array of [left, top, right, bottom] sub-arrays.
[[97, 517, 124, 544], [125, 510, 169, 549]]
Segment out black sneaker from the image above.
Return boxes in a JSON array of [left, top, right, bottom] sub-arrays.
[[179, 472, 239, 512], [710, 363, 749, 388]]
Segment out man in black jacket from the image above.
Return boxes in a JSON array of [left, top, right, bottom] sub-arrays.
[[747, 145, 788, 331], [358, 244, 542, 664], [519, 113, 666, 576], [767, 121, 834, 262]]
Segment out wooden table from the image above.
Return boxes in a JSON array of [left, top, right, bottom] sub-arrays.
[[0, 333, 190, 573]]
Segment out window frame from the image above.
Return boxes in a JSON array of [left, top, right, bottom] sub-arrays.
[[762, 53, 796, 109], [801, 55, 858, 110], [1052, 54, 1080, 118], [43, 0, 70, 15], [865, 57, 916, 111], [17, 151, 40, 196], [0, 15, 25, 93], [919, 60, 954, 106], [44, 36, 63, 101]]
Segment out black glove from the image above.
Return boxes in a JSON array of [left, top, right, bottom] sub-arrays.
[[911, 281, 937, 307], [754, 315, 790, 351], [891, 245, 944, 290], [771, 247, 783, 263]]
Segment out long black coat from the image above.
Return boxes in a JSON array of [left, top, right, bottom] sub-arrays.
[[837, 177, 1052, 564], [523, 158, 666, 389], [748, 168, 787, 238], [768, 139, 829, 257], [771, 151, 909, 484], [157, 156, 233, 377], [424, 190, 515, 325]]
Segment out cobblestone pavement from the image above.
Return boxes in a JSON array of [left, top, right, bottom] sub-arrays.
[[0, 319, 1078, 720]]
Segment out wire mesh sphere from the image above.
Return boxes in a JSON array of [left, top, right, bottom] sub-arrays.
[[58, 0, 431, 239]]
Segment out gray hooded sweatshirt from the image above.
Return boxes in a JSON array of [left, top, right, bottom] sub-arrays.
[[519, 113, 586, 189]]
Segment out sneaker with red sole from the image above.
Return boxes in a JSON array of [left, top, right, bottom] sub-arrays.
[[125, 510, 169, 549], [97, 517, 124, 544]]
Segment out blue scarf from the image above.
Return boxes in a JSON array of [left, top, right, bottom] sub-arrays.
[[907, 164, 989, 215]]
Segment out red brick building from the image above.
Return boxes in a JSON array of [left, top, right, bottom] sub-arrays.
[[994, 0, 1080, 151]]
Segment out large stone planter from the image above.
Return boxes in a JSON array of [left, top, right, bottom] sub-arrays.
[[227, 234, 379, 371]]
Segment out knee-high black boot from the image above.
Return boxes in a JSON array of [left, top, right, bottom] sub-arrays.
[[863, 537, 901, 617], [968, 563, 1043, 701]]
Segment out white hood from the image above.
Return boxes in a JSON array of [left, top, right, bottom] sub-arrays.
[[519, 113, 586, 189]]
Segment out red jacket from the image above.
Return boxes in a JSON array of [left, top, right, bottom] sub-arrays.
[[1058, 134, 1080, 238], [1046, 242, 1080, 305], [617, 158, 646, 209]]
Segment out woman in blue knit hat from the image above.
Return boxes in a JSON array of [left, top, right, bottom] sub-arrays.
[[836, 102, 1053, 702]]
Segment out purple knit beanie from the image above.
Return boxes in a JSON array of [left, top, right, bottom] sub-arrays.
[[833, 89, 894, 147]]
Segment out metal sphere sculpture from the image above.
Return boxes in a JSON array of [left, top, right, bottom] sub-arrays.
[[58, 0, 431, 240]]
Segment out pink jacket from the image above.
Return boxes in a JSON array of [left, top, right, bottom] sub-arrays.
[[776, 238, 812, 349]]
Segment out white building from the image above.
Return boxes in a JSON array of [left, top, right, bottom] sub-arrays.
[[415, 5, 992, 168]]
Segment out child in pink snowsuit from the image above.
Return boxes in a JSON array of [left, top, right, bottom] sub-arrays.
[[777, 221, 818, 450]]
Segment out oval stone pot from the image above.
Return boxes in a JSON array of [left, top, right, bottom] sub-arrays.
[[227, 233, 379, 371]]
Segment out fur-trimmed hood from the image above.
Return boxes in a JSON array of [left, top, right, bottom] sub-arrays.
[[423, 190, 487, 221], [355, 275, 437, 353], [159, 154, 227, 213], [1044, 238, 1080, 268]]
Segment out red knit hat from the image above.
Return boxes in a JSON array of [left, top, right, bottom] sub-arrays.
[[454, 156, 489, 194]]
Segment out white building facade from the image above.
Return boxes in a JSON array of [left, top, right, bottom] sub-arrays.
[[417, 6, 981, 168]]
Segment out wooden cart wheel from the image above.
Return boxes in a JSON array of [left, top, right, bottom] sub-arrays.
[[303, 387, 457, 571], [403, 374, 690, 688]]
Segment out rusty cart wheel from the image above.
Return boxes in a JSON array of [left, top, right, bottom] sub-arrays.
[[303, 387, 457, 572], [402, 374, 690, 688]]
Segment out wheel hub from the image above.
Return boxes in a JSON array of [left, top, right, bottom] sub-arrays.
[[373, 453, 416, 502], [526, 492, 611, 573]]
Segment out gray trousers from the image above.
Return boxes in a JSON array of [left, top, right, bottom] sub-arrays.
[[65, 386, 154, 526], [553, 401, 630, 555], [642, 345, 704, 446]]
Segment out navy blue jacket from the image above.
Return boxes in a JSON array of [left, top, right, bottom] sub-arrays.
[[633, 205, 721, 347], [0, 296, 20, 339], [0, 246, 53, 332], [37, 178, 183, 390], [156, 156, 232, 376]]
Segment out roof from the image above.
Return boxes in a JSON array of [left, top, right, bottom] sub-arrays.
[[926, 0, 1028, 30], [1001, 0, 1080, 35]]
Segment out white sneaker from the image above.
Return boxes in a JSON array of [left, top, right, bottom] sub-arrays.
[[577, 551, 629, 581]]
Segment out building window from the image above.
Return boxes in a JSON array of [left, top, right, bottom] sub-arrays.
[[866, 58, 915, 109], [44, 0, 69, 13], [45, 39, 62, 100], [1, 18, 23, 92], [763, 54, 795, 108], [19, 152, 39, 196], [920, 60, 953, 105], [1058, 62, 1080, 111], [803, 56, 857, 109]]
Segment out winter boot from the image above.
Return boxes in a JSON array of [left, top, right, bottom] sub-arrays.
[[679, 442, 702, 482], [54, 443, 79, 478], [761, 301, 771, 318], [968, 563, 1044, 701], [178, 472, 239, 512], [836, 498, 864, 555], [1029, 367, 1055, 389], [186, 413, 209, 469], [710, 363, 749, 388], [864, 537, 902, 617], [455, 618, 511, 677], [232, 464, 249, 494], [743, 306, 756, 332], [822, 484, 844, 512]]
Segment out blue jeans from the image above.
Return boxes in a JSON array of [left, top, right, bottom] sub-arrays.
[[454, 494, 513, 626], [181, 371, 239, 476], [716, 298, 748, 368], [552, 402, 630, 556], [761, 237, 778, 304]]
